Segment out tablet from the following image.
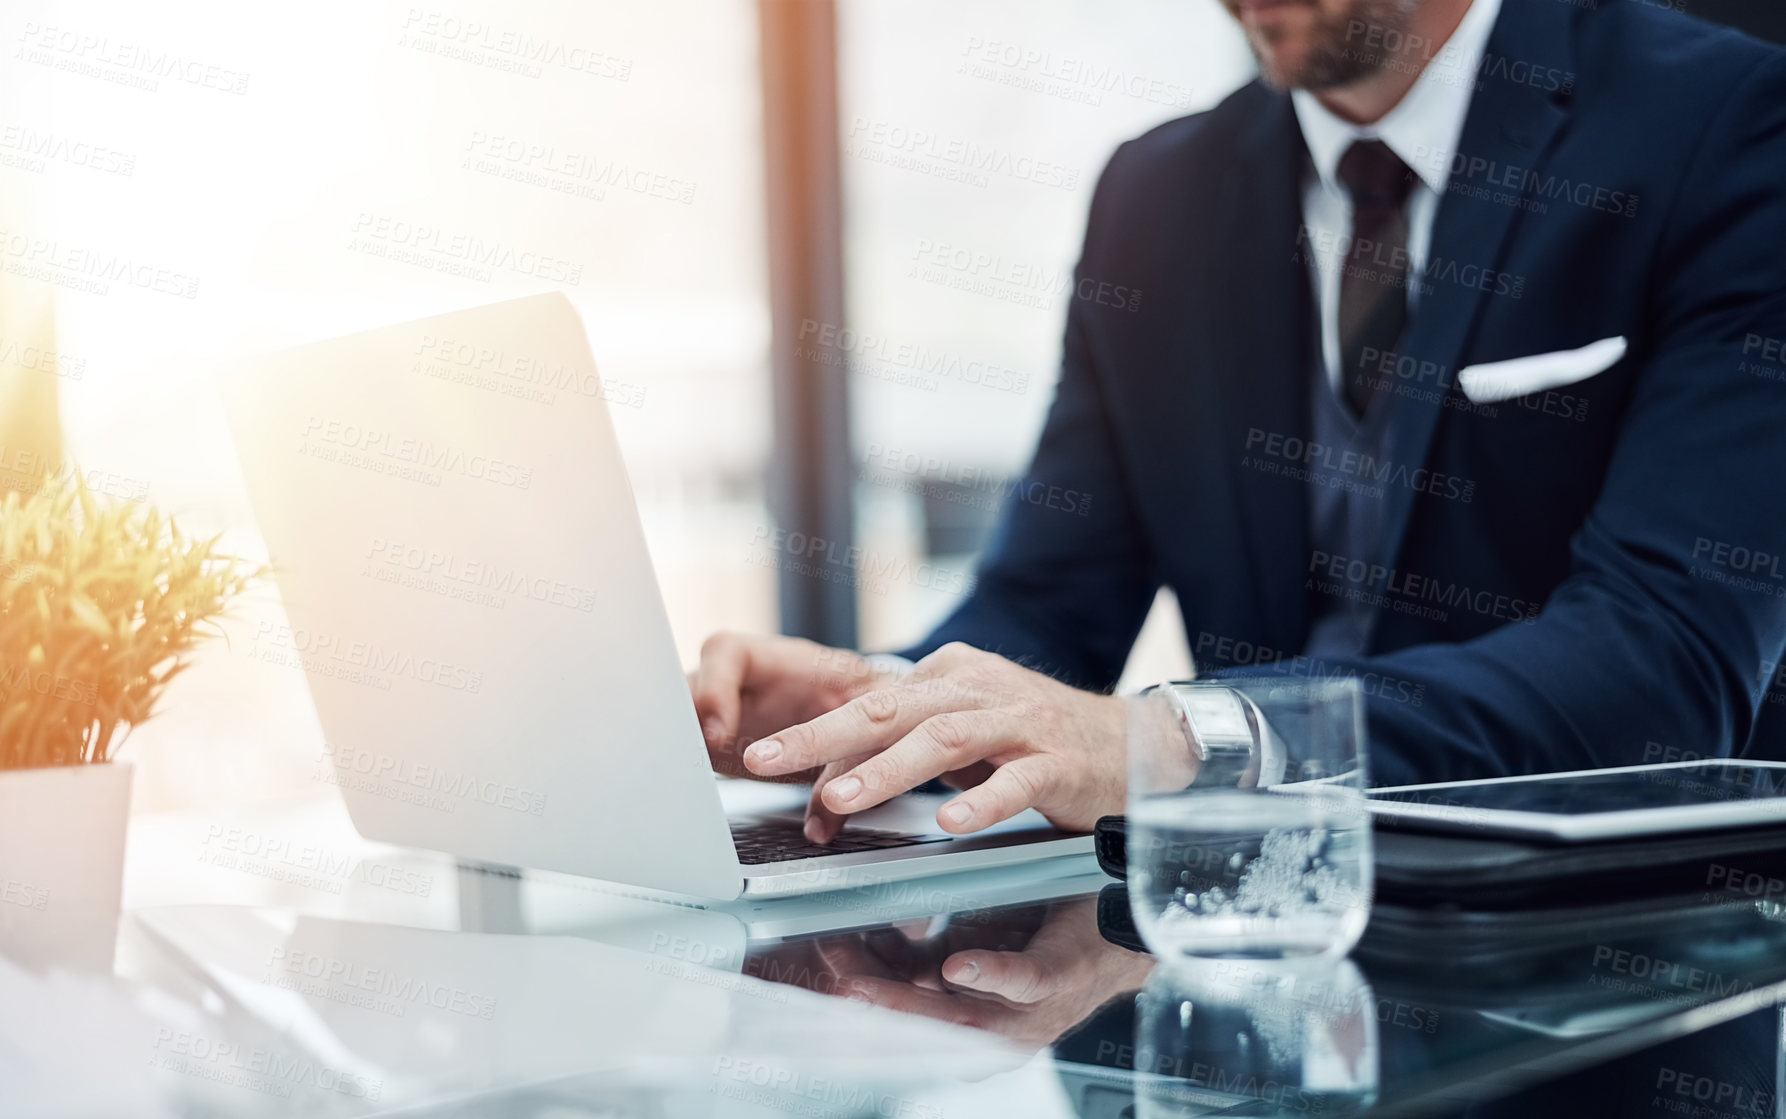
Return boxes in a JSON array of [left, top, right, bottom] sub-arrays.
[[1367, 759, 1786, 841]]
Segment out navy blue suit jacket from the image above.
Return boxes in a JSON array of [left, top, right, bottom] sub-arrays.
[[904, 0, 1786, 786]]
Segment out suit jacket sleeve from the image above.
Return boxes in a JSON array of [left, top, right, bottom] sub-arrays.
[[898, 145, 1160, 690], [1214, 54, 1786, 787]]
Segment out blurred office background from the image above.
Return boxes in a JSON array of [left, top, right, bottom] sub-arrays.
[[4, 0, 1777, 818], [0, 0, 1248, 816]]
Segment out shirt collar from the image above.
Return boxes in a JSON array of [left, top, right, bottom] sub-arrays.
[[1291, 0, 1503, 196]]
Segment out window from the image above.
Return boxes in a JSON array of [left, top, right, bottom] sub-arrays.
[[835, 0, 1253, 680], [6, 0, 772, 812], [5, 0, 1255, 816]]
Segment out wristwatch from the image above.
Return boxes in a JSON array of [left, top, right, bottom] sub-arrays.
[[1166, 684, 1287, 788]]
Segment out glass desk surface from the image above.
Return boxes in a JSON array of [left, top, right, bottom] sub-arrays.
[[9, 796, 1786, 1118]]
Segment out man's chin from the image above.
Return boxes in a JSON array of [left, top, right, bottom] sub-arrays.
[[1251, 37, 1379, 92], [1242, 10, 1324, 88], [1252, 45, 1316, 91], [1240, 2, 1387, 92]]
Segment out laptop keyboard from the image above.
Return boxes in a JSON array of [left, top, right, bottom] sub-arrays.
[[729, 820, 953, 866]]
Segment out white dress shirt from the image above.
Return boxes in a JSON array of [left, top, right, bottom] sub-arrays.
[[1291, 0, 1503, 392]]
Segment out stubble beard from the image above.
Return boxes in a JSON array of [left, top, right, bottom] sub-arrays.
[[1252, 0, 1423, 91]]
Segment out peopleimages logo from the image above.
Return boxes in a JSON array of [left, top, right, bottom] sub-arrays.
[[1410, 146, 1638, 218], [861, 442, 1091, 517], [14, 22, 251, 95], [798, 319, 1031, 395], [0, 451, 148, 502], [0, 123, 136, 176], [0, 661, 98, 706], [1192, 630, 1427, 708], [959, 35, 1197, 110], [1, 876, 50, 912], [298, 415, 534, 490], [1690, 537, 1786, 600], [1655, 1067, 1773, 1116], [1744, 334, 1785, 364], [845, 116, 1081, 192], [413, 333, 601, 394], [462, 131, 694, 202], [1293, 224, 1525, 300], [251, 621, 484, 694], [0, 332, 85, 379], [710, 1057, 942, 1119], [1759, 658, 1786, 707], [364, 536, 596, 613], [747, 525, 975, 598], [908, 238, 1142, 313], [266, 946, 497, 1020], [1307, 550, 1542, 625], [1244, 427, 1476, 503], [198, 824, 434, 897], [1705, 863, 1786, 905], [349, 213, 583, 285], [397, 8, 632, 81], [1589, 945, 1753, 998], [0, 227, 201, 299], [1692, 538, 1784, 580], [320, 740, 547, 817], [149, 1029, 380, 1101]]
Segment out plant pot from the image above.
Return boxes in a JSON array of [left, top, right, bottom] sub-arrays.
[[0, 761, 132, 973]]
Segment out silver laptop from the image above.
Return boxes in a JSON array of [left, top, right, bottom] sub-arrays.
[[222, 293, 1091, 900]]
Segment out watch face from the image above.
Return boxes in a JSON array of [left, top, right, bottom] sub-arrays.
[[1170, 686, 1260, 786], [1167, 687, 1290, 789], [1173, 687, 1255, 749]]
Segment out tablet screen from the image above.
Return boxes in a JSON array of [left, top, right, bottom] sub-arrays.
[[1370, 761, 1786, 816]]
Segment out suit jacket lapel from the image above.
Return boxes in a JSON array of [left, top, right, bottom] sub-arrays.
[[1371, 0, 1577, 596], [1211, 91, 1314, 654]]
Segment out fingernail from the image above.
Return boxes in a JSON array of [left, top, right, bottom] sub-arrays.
[[701, 718, 725, 745], [745, 739, 781, 767], [950, 961, 980, 984], [943, 801, 974, 827], [803, 818, 826, 843], [829, 776, 862, 803]]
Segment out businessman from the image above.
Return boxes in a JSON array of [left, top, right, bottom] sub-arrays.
[[689, 0, 1786, 843]]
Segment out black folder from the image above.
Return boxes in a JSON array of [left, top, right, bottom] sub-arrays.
[[1092, 814, 1786, 910], [1093, 814, 1786, 961]]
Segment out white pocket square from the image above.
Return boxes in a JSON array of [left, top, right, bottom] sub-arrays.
[[1457, 336, 1627, 404]]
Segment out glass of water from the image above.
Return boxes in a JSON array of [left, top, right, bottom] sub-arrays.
[[1126, 678, 1370, 962], [1134, 958, 1379, 1118]]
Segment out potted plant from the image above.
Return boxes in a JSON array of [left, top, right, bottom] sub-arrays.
[[0, 471, 257, 972]]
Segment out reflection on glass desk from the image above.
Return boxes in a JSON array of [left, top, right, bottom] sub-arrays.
[[15, 801, 1786, 1117], [105, 874, 1786, 1116]]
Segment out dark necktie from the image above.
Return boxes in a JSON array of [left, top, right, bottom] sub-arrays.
[[1336, 139, 1417, 418]]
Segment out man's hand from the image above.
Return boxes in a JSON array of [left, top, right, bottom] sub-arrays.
[[815, 900, 1154, 1055], [740, 642, 1127, 840], [686, 632, 904, 786]]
